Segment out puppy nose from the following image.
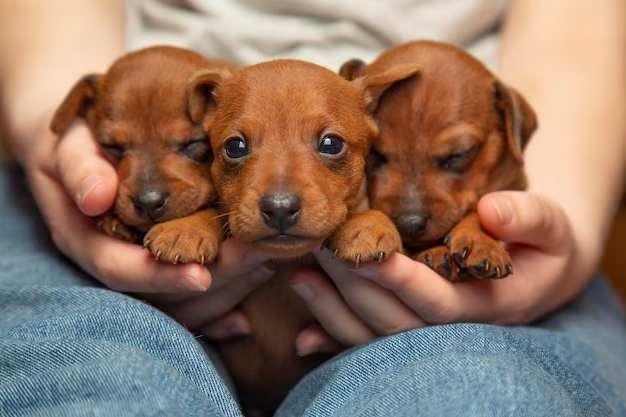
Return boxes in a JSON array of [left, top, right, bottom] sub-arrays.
[[134, 189, 169, 219], [260, 193, 301, 232], [394, 214, 429, 237]]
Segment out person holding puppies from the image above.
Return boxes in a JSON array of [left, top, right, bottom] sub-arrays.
[[1, 1, 625, 417]]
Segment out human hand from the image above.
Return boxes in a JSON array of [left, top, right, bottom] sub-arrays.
[[157, 239, 274, 337], [18, 117, 215, 295], [289, 191, 592, 354]]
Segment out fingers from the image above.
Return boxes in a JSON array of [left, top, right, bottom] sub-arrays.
[[354, 252, 467, 323], [477, 191, 570, 253], [315, 249, 426, 335], [168, 266, 274, 329], [86, 236, 213, 293], [208, 239, 270, 289], [29, 167, 211, 294], [289, 268, 376, 346], [295, 324, 342, 357], [199, 310, 252, 339], [354, 251, 555, 324], [55, 123, 117, 216]]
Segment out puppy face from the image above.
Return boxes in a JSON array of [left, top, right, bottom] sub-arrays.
[[341, 42, 537, 248], [188, 60, 419, 258], [51, 46, 235, 232]]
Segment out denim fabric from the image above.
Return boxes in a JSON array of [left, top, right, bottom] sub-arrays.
[[1, 166, 625, 417]]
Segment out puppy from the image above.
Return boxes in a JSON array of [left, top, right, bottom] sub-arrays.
[[340, 40, 538, 280], [51, 46, 236, 263], [186, 59, 418, 414]]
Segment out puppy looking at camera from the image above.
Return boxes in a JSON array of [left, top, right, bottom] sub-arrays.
[[186, 59, 418, 414], [51, 46, 236, 264], [341, 40, 537, 280]]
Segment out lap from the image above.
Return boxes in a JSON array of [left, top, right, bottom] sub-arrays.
[[280, 279, 626, 417], [2, 168, 625, 416], [0, 168, 239, 416]]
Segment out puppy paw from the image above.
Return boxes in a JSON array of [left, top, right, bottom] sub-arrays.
[[328, 210, 402, 266], [445, 231, 512, 279], [144, 218, 220, 265], [95, 213, 140, 243], [415, 246, 455, 280]]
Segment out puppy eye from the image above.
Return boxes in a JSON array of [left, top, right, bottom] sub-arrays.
[[223, 136, 249, 160], [180, 139, 211, 162], [367, 149, 388, 172], [318, 134, 346, 156], [436, 147, 478, 172], [101, 144, 124, 162]]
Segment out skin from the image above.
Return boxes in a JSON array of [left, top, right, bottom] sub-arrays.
[[1, 0, 624, 354], [0, 1, 271, 313], [284, 0, 626, 353]]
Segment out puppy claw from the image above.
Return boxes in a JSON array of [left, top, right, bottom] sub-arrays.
[[453, 247, 470, 267], [200, 255, 206, 265], [495, 266, 502, 279], [355, 254, 361, 268], [423, 253, 433, 268], [478, 259, 490, 273], [377, 251, 385, 263], [505, 263, 513, 276], [143, 240, 151, 249], [457, 268, 471, 281], [155, 250, 162, 261], [438, 253, 452, 278], [443, 234, 451, 246], [174, 254, 180, 265]]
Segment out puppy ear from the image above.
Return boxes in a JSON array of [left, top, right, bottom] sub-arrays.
[[494, 80, 538, 164], [50, 74, 100, 136], [354, 64, 420, 113], [186, 67, 233, 124], [339, 58, 366, 81]]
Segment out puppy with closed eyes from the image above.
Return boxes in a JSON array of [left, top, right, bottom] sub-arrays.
[[186, 59, 418, 415], [51, 46, 236, 264], [340, 40, 538, 280]]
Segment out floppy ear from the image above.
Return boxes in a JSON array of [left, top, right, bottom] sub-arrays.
[[353, 64, 420, 113], [494, 80, 538, 164], [50, 74, 100, 136], [339, 58, 366, 81], [186, 67, 233, 124]]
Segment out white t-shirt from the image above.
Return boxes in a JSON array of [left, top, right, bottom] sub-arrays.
[[126, 0, 507, 70]]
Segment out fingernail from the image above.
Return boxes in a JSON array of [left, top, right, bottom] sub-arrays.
[[291, 283, 314, 301], [297, 345, 316, 357], [488, 195, 514, 225], [218, 320, 251, 338], [78, 175, 103, 205], [182, 274, 209, 292]]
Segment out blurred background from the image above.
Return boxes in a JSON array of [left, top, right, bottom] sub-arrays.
[[0, 115, 624, 302]]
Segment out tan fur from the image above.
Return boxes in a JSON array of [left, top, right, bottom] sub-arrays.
[[51, 46, 236, 263], [340, 40, 537, 280], [188, 59, 418, 415]]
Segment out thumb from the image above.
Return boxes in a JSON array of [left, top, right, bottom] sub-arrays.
[[55, 123, 118, 216], [477, 191, 570, 252]]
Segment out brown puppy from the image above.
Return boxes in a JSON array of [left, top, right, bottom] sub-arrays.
[[51, 46, 236, 263], [186, 59, 418, 414], [340, 40, 537, 280]]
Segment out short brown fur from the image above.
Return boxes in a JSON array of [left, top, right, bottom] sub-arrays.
[[51, 46, 237, 263], [188, 59, 418, 414], [340, 41, 537, 279]]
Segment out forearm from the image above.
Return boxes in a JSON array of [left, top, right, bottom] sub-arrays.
[[0, 0, 124, 157], [499, 0, 626, 272]]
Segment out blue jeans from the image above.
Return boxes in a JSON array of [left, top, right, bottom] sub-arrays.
[[1, 167, 625, 417]]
